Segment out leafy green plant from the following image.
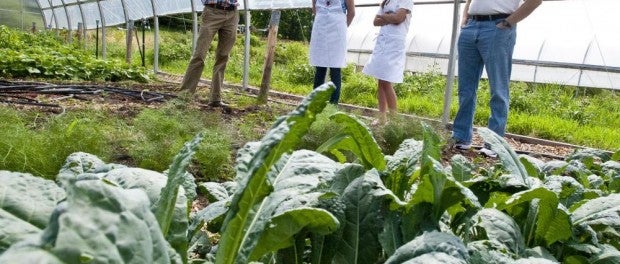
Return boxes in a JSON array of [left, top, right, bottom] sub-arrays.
[[2, 81, 620, 264], [0, 25, 149, 82]]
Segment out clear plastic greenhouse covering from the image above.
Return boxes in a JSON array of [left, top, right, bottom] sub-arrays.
[[347, 0, 620, 90], [35, 0, 619, 90]]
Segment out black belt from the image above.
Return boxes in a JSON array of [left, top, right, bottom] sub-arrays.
[[470, 14, 510, 21], [206, 4, 236, 11]]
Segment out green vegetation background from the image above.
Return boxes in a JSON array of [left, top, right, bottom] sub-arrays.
[[0, 10, 619, 180]]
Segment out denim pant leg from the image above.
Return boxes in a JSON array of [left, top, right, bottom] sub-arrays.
[[484, 23, 516, 137], [453, 20, 485, 143], [329, 67, 342, 104]]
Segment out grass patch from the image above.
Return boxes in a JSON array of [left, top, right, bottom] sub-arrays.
[[96, 26, 620, 150], [0, 108, 118, 178]]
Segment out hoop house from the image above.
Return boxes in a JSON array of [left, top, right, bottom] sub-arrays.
[[3, 0, 619, 90]]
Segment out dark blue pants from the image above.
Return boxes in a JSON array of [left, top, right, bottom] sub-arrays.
[[313, 66, 342, 104]]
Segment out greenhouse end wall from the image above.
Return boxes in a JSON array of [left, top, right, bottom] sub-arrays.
[[0, 0, 43, 31]]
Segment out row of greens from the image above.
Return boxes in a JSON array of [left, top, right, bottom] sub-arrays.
[[1, 85, 619, 263], [0, 25, 149, 82]]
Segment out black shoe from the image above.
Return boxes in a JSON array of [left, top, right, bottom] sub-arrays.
[[208, 101, 230, 108]]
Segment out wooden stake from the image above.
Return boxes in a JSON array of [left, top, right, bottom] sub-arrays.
[[257, 10, 281, 104]]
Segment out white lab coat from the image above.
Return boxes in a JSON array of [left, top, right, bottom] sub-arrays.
[[309, 0, 348, 68], [362, 0, 413, 83]]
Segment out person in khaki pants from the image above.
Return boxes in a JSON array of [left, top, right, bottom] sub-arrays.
[[180, 0, 239, 108]]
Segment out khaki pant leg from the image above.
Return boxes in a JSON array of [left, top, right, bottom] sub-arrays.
[[180, 6, 222, 94], [210, 10, 239, 103]]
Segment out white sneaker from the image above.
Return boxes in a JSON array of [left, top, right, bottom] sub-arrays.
[[452, 139, 471, 150], [479, 146, 497, 158]]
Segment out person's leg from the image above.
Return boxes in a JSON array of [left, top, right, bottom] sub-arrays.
[[328, 67, 342, 104], [485, 23, 516, 137], [180, 6, 219, 94], [376, 79, 388, 123], [313, 66, 327, 89], [210, 10, 239, 103], [375, 79, 396, 124], [452, 20, 485, 144], [380, 79, 397, 115]]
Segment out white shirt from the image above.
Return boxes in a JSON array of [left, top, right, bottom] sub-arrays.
[[468, 0, 521, 15], [377, 0, 414, 36]]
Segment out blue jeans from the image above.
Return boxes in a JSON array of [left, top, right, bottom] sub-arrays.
[[314, 66, 342, 104], [452, 18, 516, 144]]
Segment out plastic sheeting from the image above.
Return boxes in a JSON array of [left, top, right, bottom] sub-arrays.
[[27, 0, 620, 89], [347, 0, 620, 89]]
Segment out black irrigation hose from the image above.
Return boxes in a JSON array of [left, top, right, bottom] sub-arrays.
[[0, 98, 61, 108], [0, 81, 177, 104]]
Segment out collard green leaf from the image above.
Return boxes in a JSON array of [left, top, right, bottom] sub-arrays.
[[409, 158, 481, 224], [400, 252, 467, 264], [384, 138, 424, 199], [451, 154, 474, 182], [0, 171, 65, 253], [514, 257, 559, 264], [543, 176, 585, 208], [317, 134, 357, 164], [0, 209, 41, 254], [250, 207, 338, 260], [601, 161, 620, 177], [384, 231, 468, 264], [234, 141, 261, 182], [525, 246, 558, 262], [58, 149, 194, 263], [380, 210, 405, 257], [334, 170, 403, 264], [497, 188, 572, 246], [0, 179, 178, 264], [215, 85, 332, 264], [240, 150, 343, 261], [198, 182, 233, 203], [0, 170, 65, 253], [589, 244, 620, 264], [0, 171, 65, 229], [477, 128, 530, 187], [56, 152, 126, 186], [104, 167, 190, 262], [467, 240, 516, 264], [571, 194, 620, 230], [318, 112, 386, 170], [520, 155, 544, 180], [542, 160, 569, 175], [566, 148, 612, 163], [189, 199, 228, 237], [469, 208, 525, 256], [419, 123, 442, 178], [155, 133, 203, 237]]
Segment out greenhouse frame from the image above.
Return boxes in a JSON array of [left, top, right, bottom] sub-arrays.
[[1, 0, 618, 91]]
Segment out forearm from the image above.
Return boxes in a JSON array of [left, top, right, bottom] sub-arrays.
[[376, 9, 407, 25], [506, 0, 542, 25], [461, 0, 471, 27], [346, 0, 355, 26]]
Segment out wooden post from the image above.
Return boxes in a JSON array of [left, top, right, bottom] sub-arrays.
[[257, 10, 281, 104], [125, 20, 134, 64], [77, 22, 83, 44]]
